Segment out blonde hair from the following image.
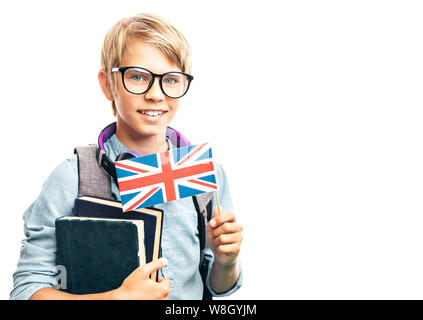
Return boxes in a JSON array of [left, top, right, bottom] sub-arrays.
[[100, 13, 192, 115]]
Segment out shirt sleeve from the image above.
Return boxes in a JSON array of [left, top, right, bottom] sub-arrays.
[[9, 156, 78, 300], [204, 162, 243, 297]]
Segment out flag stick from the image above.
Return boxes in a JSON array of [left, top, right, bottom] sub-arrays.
[[215, 190, 221, 216]]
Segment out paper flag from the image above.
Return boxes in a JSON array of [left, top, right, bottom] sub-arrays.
[[116, 142, 218, 212]]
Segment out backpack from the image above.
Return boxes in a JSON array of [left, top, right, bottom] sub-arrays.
[[74, 145, 214, 300]]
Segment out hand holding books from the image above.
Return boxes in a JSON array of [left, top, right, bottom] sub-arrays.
[[113, 257, 172, 300]]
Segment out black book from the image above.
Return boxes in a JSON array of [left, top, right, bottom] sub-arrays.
[[56, 216, 145, 295], [74, 196, 163, 267], [55, 196, 163, 295]]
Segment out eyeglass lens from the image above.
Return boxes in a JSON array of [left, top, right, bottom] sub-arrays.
[[123, 68, 190, 98]]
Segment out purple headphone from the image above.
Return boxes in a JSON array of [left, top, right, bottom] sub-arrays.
[[96, 122, 191, 183]]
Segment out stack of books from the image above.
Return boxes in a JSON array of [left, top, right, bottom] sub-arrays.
[[55, 195, 163, 295]]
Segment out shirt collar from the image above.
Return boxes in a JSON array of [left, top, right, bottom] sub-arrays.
[[104, 134, 172, 161]]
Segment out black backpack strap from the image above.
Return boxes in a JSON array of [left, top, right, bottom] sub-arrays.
[[74, 145, 111, 198], [193, 191, 214, 300]]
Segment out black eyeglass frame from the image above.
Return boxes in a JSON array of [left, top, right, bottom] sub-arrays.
[[111, 66, 194, 99]]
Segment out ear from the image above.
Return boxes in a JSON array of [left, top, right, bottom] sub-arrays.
[[98, 70, 114, 101]]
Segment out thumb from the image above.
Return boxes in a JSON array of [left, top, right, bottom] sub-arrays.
[[140, 257, 168, 278], [212, 206, 223, 222], [158, 277, 172, 290], [208, 206, 222, 229], [213, 205, 223, 218]]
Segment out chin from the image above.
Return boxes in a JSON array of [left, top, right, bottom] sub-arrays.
[[117, 112, 170, 139], [135, 123, 167, 138]]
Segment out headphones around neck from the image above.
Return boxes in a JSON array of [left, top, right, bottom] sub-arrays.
[[96, 122, 191, 184]]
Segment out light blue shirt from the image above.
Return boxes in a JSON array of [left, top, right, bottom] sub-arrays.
[[10, 134, 242, 300]]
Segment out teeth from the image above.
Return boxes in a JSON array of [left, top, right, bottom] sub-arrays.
[[140, 110, 164, 116]]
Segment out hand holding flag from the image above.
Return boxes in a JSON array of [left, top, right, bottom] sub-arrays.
[[206, 207, 243, 267]]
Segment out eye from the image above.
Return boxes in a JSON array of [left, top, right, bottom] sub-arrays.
[[163, 74, 181, 85], [130, 74, 146, 81], [164, 78, 176, 84], [125, 69, 151, 83]]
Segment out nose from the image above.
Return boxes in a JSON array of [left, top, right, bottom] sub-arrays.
[[144, 76, 165, 101]]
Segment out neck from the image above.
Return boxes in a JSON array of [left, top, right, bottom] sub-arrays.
[[115, 123, 168, 156]]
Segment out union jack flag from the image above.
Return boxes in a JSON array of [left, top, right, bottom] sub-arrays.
[[115, 142, 218, 212]]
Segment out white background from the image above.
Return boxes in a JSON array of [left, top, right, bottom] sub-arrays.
[[0, 0, 422, 299]]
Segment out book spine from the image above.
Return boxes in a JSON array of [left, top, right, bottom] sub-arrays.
[[55, 220, 73, 293], [73, 198, 79, 216]]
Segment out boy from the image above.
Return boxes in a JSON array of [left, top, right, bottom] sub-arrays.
[[10, 13, 243, 300]]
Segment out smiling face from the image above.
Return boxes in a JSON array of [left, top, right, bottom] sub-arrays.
[[106, 40, 182, 144]]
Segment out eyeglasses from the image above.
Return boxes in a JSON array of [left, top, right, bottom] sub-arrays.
[[111, 66, 194, 99]]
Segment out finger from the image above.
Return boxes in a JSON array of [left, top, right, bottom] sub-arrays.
[[158, 278, 172, 290], [155, 278, 172, 300], [217, 242, 241, 255], [157, 276, 168, 283], [206, 207, 221, 233], [139, 257, 168, 279], [214, 205, 223, 217], [214, 232, 243, 246], [210, 206, 222, 222], [209, 209, 236, 228], [212, 221, 243, 238]]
